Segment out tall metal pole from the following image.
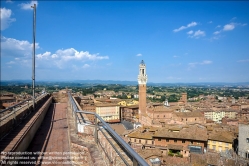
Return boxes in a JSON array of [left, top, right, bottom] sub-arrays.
[[31, 4, 36, 111]]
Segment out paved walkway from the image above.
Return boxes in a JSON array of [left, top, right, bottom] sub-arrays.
[[26, 103, 71, 166]]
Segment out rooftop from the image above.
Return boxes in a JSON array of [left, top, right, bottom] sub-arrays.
[[154, 125, 208, 141], [174, 111, 203, 117], [208, 131, 234, 143]]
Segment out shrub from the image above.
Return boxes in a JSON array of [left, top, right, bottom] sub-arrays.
[[168, 153, 174, 157]]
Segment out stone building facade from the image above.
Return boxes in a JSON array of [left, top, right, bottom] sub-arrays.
[[120, 105, 139, 122], [95, 103, 120, 123], [238, 122, 249, 159]]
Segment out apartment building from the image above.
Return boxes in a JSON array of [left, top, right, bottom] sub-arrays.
[[95, 103, 120, 123], [202, 109, 238, 123], [128, 125, 208, 158], [173, 111, 205, 124], [207, 131, 234, 152], [121, 105, 138, 122], [153, 125, 208, 157]]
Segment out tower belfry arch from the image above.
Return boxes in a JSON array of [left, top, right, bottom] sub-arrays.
[[137, 60, 148, 122]]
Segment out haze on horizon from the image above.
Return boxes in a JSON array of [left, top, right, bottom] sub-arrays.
[[1, 1, 249, 83]]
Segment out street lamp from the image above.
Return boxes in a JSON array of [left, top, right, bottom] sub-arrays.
[[31, 4, 36, 111]]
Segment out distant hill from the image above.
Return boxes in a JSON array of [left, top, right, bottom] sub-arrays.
[[1, 79, 249, 87]]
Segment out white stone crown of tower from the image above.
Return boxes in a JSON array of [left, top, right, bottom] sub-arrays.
[[138, 60, 148, 85]]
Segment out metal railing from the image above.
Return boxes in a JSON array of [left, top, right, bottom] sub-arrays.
[[68, 93, 149, 166], [0, 93, 48, 140], [0, 93, 47, 114]]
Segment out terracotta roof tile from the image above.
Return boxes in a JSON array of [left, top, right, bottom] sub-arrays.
[[154, 125, 208, 141], [208, 131, 234, 143], [174, 111, 203, 117], [137, 149, 162, 159], [167, 144, 183, 150]]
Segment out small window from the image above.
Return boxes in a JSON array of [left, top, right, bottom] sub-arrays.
[[191, 141, 193, 144], [246, 138, 249, 143], [139, 140, 141, 143], [166, 139, 169, 142], [182, 140, 185, 143], [158, 138, 161, 141], [152, 141, 154, 144], [174, 140, 177, 143], [246, 152, 249, 159]]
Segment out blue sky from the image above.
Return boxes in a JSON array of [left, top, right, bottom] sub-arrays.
[[1, 1, 249, 83]]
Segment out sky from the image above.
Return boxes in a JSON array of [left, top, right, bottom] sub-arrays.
[[1, 1, 249, 83]]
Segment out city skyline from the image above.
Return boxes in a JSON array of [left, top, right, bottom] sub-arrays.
[[1, 1, 249, 83]]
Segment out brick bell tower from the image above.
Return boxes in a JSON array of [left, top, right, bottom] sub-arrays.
[[138, 60, 148, 121]]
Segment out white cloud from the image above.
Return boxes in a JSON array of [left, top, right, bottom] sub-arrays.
[[1, 36, 39, 57], [188, 60, 212, 69], [173, 55, 179, 58], [136, 53, 142, 56], [223, 23, 235, 31], [1, 36, 108, 70], [19, 0, 38, 10], [210, 36, 221, 41], [36, 48, 109, 69], [173, 22, 197, 32], [208, 21, 213, 24], [54, 48, 109, 61], [237, 59, 249, 63], [6, 61, 15, 64], [194, 30, 205, 37], [0, 8, 16, 30], [36, 47, 109, 61], [201, 60, 212, 64], [188, 62, 197, 67], [213, 31, 221, 35], [230, 17, 237, 21], [51, 54, 58, 59], [82, 64, 90, 68], [189, 30, 205, 39], [216, 25, 221, 28], [187, 30, 193, 35], [37, 52, 51, 59], [6, 0, 13, 3], [169, 63, 182, 67], [212, 22, 247, 39]]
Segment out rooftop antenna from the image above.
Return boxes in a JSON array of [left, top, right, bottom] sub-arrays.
[[31, 4, 36, 111]]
